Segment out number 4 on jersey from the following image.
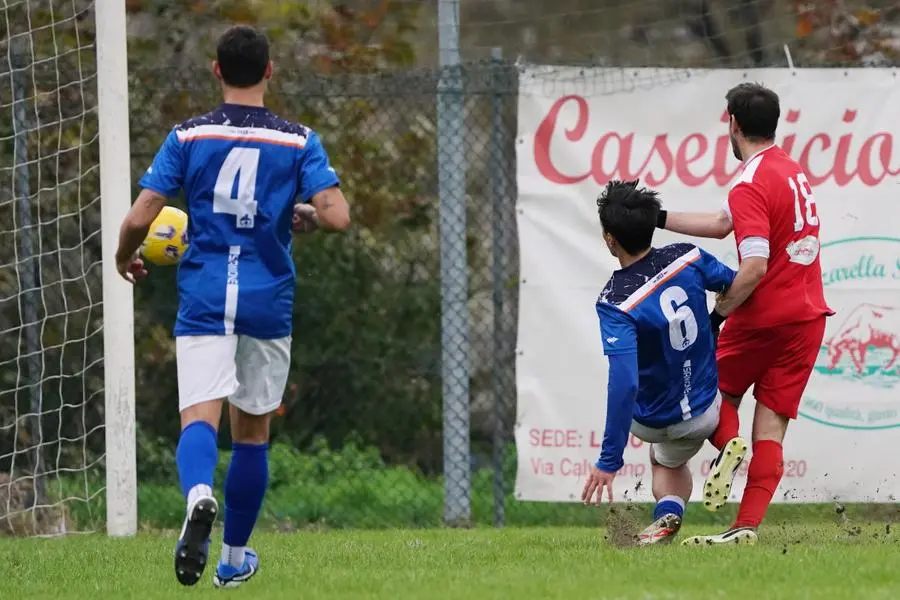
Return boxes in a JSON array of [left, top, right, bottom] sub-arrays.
[[788, 172, 818, 232], [214, 147, 260, 229]]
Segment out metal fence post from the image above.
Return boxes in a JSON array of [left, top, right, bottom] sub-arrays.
[[12, 46, 46, 508], [437, 0, 471, 526], [489, 47, 509, 527]]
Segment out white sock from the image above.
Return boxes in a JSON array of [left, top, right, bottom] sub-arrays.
[[221, 543, 245, 568], [186, 484, 213, 509]]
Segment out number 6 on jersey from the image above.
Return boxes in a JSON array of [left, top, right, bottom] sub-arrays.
[[214, 147, 260, 229], [659, 286, 698, 351]]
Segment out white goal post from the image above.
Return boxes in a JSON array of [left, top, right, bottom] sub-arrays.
[[0, 0, 136, 537], [96, 0, 137, 536]]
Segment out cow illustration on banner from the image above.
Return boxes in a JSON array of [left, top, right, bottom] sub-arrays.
[[824, 304, 900, 378], [805, 237, 900, 431]]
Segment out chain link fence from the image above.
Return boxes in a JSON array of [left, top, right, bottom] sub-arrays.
[[122, 60, 536, 531]]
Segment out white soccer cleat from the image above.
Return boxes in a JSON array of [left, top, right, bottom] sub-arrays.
[[681, 526, 758, 546], [703, 437, 748, 512], [635, 513, 682, 546]]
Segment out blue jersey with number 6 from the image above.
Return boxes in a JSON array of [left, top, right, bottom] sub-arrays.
[[139, 104, 339, 339], [596, 244, 735, 428]]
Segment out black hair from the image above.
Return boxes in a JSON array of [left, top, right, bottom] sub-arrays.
[[596, 179, 661, 255], [216, 25, 270, 88], [725, 82, 780, 141]]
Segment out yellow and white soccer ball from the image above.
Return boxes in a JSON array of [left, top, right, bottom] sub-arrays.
[[141, 206, 189, 266]]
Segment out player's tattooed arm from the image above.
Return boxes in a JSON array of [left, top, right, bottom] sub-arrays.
[[658, 210, 733, 239], [715, 256, 767, 316], [308, 186, 350, 232], [115, 189, 167, 264]]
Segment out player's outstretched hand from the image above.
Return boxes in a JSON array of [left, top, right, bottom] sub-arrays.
[[116, 253, 148, 284], [292, 203, 319, 234], [581, 466, 615, 505]]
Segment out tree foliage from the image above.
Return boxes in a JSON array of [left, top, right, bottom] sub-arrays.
[[1, 1, 448, 476], [125, 1, 445, 471]]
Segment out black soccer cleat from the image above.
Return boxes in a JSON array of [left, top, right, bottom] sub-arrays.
[[174, 496, 218, 586]]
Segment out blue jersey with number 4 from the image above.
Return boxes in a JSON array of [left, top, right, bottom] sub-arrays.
[[596, 244, 735, 428], [139, 104, 339, 339]]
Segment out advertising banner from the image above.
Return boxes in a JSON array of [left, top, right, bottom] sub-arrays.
[[515, 68, 900, 503]]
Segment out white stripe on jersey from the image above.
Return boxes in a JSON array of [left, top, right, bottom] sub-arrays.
[[224, 246, 241, 335], [176, 124, 308, 148], [680, 359, 693, 421], [617, 247, 701, 313], [723, 144, 772, 222]]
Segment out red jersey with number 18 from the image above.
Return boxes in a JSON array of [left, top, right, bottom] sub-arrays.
[[724, 145, 833, 330]]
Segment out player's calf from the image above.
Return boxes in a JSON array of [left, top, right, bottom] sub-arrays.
[[218, 405, 273, 589], [708, 395, 741, 450], [733, 439, 783, 528], [174, 418, 221, 586], [636, 446, 691, 546]]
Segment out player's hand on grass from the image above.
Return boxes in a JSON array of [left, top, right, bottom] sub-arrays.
[[581, 466, 615, 505], [292, 203, 319, 234], [115, 252, 148, 284]]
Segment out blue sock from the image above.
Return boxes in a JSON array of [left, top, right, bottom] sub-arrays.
[[175, 421, 218, 498], [654, 495, 686, 520], [222, 442, 269, 564]]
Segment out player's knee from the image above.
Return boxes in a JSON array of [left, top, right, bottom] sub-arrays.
[[230, 407, 271, 444], [180, 398, 224, 431], [649, 446, 689, 470], [720, 391, 742, 407]]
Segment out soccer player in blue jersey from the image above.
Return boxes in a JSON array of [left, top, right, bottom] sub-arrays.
[[114, 26, 349, 587], [580, 180, 745, 545]]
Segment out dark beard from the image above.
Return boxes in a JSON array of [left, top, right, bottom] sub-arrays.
[[730, 134, 742, 161]]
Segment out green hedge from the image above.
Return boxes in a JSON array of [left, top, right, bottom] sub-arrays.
[[43, 439, 897, 532]]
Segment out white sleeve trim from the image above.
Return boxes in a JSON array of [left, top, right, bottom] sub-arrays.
[[739, 236, 769, 260]]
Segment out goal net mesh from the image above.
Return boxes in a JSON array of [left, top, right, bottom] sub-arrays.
[[0, 0, 102, 535]]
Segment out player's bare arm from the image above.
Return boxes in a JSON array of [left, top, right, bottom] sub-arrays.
[[714, 256, 767, 317], [115, 188, 167, 283], [294, 186, 350, 233], [658, 209, 733, 239]]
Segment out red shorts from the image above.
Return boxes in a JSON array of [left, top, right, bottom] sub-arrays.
[[716, 316, 827, 419]]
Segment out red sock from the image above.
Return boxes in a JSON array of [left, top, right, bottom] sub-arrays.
[[734, 440, 784, 529], [709, 399, 740, 450]]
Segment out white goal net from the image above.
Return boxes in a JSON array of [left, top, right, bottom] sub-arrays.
[[0, 0, 134, 536]]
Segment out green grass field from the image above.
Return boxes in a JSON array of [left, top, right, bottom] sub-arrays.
[[2, 519, 899, 600]]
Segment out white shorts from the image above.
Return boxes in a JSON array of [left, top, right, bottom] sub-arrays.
[[629, 395, 721, 468], [175, 334, 291, 415]]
